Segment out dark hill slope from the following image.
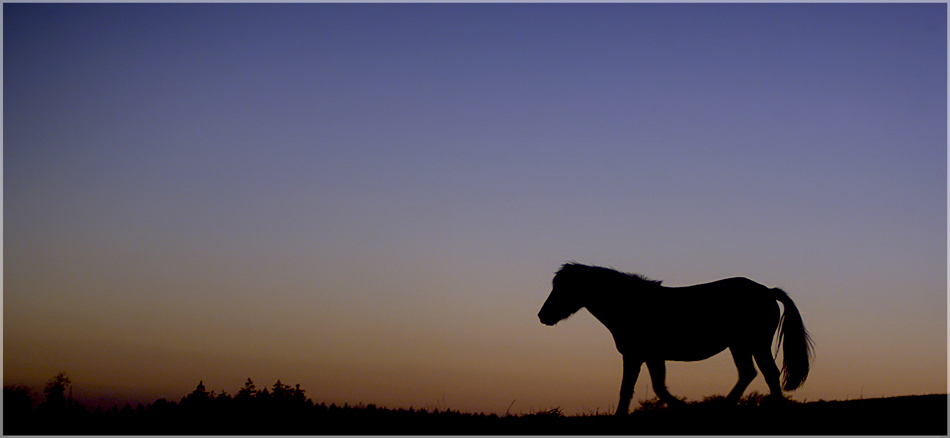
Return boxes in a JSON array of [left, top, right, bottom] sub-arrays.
[[4, 393, 946, 435]]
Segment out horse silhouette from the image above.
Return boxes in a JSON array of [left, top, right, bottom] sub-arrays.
[[538, 263, 814, 415]]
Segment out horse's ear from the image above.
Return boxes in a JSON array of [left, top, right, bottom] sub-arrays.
[[556, 262, 574, 276], [559, 261, 586, 272]]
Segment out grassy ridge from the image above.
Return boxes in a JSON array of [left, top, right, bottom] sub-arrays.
[[4, 390, 946, 435]]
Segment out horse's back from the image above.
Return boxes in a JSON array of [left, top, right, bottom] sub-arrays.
[[693, 278, 778, 319], [671, 277, 775, 304], [630, 277, 780, 358]]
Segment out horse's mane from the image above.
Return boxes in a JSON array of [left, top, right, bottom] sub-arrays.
[[557, 262, 662, 288]]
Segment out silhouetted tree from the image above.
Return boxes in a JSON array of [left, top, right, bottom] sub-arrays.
[[4, 385, 34, 434], [33, 372, 89, 433], [234, 378, 255, 401], [292, 383, 307, 404], [256, 385, 270, 401], [186, 380, 210, 402], [149, 397, 175, 412], [4, 384, 33, 411], [42, 372, 71, 409], [272, 379, 292, 400]]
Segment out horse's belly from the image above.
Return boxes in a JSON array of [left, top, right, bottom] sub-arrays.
[[631, 330, 729, 361], [663, 343, 727, 361]]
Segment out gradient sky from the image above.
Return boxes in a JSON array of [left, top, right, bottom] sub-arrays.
[[4, 3, 947, 415]]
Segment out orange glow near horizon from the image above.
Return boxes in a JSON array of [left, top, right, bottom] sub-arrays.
[[5, 261, 946, 415]]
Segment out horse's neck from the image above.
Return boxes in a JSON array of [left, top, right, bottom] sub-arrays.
[[585, 285, 654, 331], [585, 301, 620, 331]]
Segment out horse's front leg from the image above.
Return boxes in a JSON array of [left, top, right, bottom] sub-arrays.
[[616, 355, 643, 416], [646, 360, 685, 407]]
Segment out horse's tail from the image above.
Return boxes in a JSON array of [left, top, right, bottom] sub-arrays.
[[772, 288, 814, 391]]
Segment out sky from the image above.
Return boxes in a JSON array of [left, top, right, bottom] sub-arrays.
[[3, 3, 947, 415]]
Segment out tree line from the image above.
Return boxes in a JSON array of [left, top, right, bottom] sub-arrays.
[[5, 372, 946, 435], [3, 372, 512, 434]]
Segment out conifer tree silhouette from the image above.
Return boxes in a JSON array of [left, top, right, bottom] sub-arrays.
[[236, 378, 256, 401], [42, 372, 71, 408]]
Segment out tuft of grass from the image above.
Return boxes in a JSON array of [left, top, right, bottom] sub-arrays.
[[636, 391, 801, 412], [698, 394, 728, 404], [738, 391, 766, 406], [636, 397, 668, 412], [529, 406, 563, 417]]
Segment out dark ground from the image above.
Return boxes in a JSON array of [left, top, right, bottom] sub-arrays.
[[4, 393, 946, 435]]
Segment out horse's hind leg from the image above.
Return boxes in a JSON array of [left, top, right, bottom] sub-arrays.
[[646, 360, 684, 407], [725, 347, 757, 402], [753, 347, 783, 400]]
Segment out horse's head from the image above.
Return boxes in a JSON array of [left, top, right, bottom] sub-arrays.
[[538, 264, 586, 326]]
